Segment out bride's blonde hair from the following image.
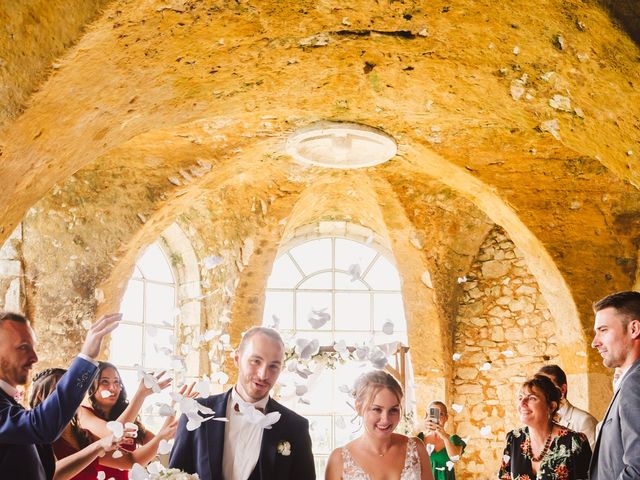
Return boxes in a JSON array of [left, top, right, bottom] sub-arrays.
[[353, 370, 403, 414]]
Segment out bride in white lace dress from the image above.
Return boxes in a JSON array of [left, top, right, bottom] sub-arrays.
[[325, 371, 434, 480]]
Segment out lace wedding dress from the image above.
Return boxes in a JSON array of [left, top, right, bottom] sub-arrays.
[[341, 437, 422, 480]]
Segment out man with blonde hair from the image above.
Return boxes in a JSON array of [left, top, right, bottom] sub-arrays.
[[170, 326, 315, 479]]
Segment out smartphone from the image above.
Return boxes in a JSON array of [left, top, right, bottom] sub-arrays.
[[429, 407, 440, 424]]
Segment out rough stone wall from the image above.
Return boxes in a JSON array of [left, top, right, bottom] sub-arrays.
[[452, 226, 558, 479], [0, 225, 24, 312]]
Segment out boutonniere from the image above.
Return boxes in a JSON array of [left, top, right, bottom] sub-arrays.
[[277, 440, 291, 456]]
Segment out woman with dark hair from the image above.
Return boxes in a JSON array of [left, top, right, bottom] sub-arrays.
[[29, 368, 151, 480], [76, 361, 180, 480], [498, 374, 591, 480]]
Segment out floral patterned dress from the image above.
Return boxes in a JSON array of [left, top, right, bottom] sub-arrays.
[[498, 426, 591, 480]]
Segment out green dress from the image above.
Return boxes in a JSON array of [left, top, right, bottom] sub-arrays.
[[418, 432, 466, 480]]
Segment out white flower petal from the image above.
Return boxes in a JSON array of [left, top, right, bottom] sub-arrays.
[[106, 421, 124, 439], [203, 255, 224, 270], [347, 264, 362, 282], [157, 439, 173, 455], [381, 320, 394, 335], [129, 463, 148, 480]]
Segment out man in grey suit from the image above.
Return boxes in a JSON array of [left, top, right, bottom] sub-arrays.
[[589, 291, 640, 480], [537, 364, 598, 449]]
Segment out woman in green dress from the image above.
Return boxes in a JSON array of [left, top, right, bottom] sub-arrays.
[[417, 401, 466, 480]]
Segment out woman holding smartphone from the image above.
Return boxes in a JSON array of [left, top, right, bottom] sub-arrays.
[[417, 401, 466, 480]]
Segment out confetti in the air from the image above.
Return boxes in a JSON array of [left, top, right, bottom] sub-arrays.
[[479, 362, 492, 371], [480, 425, 492, 437], [203, 255, 224, 270], [347, 264, 362, 282], [106, 421, 124, 439], [157, 439, 173, 455], [382, 320, 394, 335], [308, 308, 331, 329]]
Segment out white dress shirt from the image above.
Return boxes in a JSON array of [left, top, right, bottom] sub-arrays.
[[557, 399, 598, 449], [613, 366, 628, 391], [222, 386, 270, 480], [0, 379, 20, 400]]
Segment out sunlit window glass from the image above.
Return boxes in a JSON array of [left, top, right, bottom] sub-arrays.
[[263, 235, 410, 476], [110, 242, 176, 432]]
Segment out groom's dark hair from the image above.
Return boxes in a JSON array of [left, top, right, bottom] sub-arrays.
[[238, 326, 284, 353]]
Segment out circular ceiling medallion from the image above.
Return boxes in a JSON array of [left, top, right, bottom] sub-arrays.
[[285, 122, 397, 169]]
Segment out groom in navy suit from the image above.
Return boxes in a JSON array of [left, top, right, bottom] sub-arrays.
[[0, 311, 120, 479], [170, 326, 316, 479]]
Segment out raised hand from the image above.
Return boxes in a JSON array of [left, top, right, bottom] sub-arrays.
[[96, 427, 136, 457], [178, 381, 198, 399], [157, 416, 179, 441], [80, 313, 122, 359], [137, 370, 173, 397]]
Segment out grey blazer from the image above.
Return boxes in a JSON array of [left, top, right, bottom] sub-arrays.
[[589, 359, 640, 480]]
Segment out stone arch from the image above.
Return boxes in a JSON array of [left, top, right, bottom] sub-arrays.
[[402, 143, 584, 353]]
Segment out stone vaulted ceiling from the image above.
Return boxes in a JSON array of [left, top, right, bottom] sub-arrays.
[[1, 0, 640, 425]]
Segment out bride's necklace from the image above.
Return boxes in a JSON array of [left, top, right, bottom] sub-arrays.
[[372, 446, 390, 457], [526, 429, 553, 462]]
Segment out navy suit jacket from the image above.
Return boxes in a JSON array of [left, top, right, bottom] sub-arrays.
[[0, 356, 98, 480], [589, 359, 640, 480], [169, 389, 316, 480]]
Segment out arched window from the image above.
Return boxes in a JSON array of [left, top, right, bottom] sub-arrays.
[[263, 229, 410, 474], [110, 242, 177, 430], [109, 223, 201, 432]]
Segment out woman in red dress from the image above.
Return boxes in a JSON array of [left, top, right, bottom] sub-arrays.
[[76, 361, 180, 480], [29, 368, 158, 480]]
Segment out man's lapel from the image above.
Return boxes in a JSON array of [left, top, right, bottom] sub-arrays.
[[257, 398, 281, 480], [208, 390, 232, 479], [590, 377, 623, 475]]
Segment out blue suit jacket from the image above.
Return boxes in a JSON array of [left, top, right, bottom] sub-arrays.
[[169, 389, 316, 480], [589, 359, 640, 480], [0, 356, 98, 480]]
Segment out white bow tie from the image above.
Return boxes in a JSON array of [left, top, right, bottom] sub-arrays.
[[236, 402, 281, 429]]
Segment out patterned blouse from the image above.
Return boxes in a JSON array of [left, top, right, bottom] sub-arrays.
[[498, 426, 591, 480]]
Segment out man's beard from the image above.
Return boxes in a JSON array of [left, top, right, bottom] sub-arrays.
[[0, 357, 27, 386]]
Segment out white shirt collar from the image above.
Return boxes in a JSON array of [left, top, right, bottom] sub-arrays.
[[0, 379, 20, 399], [614, 367, 629, 391], [557, 399, 569, 417]]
